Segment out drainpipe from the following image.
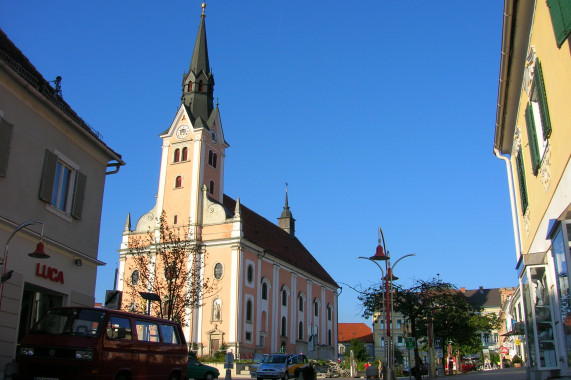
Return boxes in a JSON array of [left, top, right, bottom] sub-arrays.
[[494, 149, 521, 260]]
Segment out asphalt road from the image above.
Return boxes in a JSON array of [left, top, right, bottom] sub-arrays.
[[321, 367, 527, 380]]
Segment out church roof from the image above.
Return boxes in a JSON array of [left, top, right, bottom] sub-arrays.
[[223, 194, 338, 289]]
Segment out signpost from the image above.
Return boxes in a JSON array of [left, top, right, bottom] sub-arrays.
[[405, 338, 416, 380]]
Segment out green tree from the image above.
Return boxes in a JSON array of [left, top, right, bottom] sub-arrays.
[[349, 338, 370, 362], [357, 277, 499, 380]]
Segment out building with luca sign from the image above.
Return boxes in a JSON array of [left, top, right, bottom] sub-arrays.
[[493, 0, 571, 378], [0, 29, 124, 378], [116, 5, 339, 360]]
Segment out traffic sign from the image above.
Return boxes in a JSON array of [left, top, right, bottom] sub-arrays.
[[405, 337, 416, 349]]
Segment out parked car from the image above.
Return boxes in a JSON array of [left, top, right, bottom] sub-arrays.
[[17, 307, 188, 380], [187, 356, 220, 380], [256, 353, 309, 380], [250, 353, 269, 377]]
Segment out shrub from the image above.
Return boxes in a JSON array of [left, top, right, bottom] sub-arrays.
[[512, 355, 522, 364]]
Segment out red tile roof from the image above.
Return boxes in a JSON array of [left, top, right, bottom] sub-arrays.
[[223, 195, 338, 288], [338, 323, 374, 343]]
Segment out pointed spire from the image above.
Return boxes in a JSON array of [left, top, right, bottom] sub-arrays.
[[234, 197, 241, 218], [189, 3, 210, 78], [278, 183, 295, 236], [123, 213, 131, 233], [182, 2, 215, 122]]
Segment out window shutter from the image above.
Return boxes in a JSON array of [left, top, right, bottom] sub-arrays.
[[534, 60, 552, 140], [516, 148, 529, 213], [39, 149, 57, 202], [0, 119, 13, 177], [71, 171, 87, 219], [547, 0, 571, 48], [524, 104, 540, 175]]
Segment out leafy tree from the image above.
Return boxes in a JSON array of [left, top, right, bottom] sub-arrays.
[[357, 277, 499, 380], [349, 338, 370, 362], [123, 211, 217, 324]]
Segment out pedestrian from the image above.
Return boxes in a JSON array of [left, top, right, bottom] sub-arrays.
[[378, 360, 383, 378]]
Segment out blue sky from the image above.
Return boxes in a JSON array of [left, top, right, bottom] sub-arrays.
[[2, 1, 514, 325]]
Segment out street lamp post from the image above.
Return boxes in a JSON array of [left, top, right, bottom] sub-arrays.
[[0, 220, 50, 311], [359, 227, 415, 380]]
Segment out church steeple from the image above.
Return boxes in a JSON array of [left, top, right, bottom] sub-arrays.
[[182, 2, 215, 123], [278, 185, 295, 236]]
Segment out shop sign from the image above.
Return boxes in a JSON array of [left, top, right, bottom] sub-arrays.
[[515, 339, 521, 345], [35, 263, 64, 284], [501, 347, 509, 354]]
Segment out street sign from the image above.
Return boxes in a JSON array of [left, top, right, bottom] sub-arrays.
[[501, 347, 509, 354], [405, 337, 416, 349]]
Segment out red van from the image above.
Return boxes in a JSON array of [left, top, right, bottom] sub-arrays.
[[17, 307, 188, 380]]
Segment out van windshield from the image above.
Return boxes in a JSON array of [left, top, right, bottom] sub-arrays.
[[30, 308, 106, 338]]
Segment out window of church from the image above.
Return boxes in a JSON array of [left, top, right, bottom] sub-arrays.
[[209, 180, 214, 195], [281, 317, 287, 337], [173, 215, 178, 225], [298, 322, 304, 340], [181, 147, 188, 161], [327, 306, 332, 321], [188, 82, 192, 92], [282, 290, 287, 306], [131, 270, 140, 285], [174, 149, 180, 163], [246, 299, 253, 323], [247, 264, 253, 283], [298, 295, 304, 312], [175, 176, 182, 188], [314, 301, 319, 317], [328, 329, 332, 346], [199, 80, 204, 92], [208, 150, 218, 168], [262, 283, 268, 300], [214, 263, 223, 280]]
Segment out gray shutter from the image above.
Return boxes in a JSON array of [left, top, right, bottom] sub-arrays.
[[71, 171, 87, 219], [0, 119, 13, 177], [39, 149, 57, 203]]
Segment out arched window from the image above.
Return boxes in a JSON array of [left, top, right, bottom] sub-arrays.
[[181, 147, 188, 161], [314, 301, 319, 317], [262, 283, 268, 300], [328, 305, 332, 321], [174, 148, 180, 163], [209, 180, 215, 195], [246, 299, 253, 322], [173, 215, 178, 225], [175, 176, 182, 188], [281, 317, 287, 337], [298, 295, 304, 312], [282, 290, 287, 306], [328, 329, 332, 346], [247, 265, 254, 283], [199, 80, 204, 92], [298, 322, 304, 340], [208, 150, 218, 168], [188, 82, 192, 91]]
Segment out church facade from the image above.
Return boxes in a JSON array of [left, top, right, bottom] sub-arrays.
[[115, 5, 339, 360]]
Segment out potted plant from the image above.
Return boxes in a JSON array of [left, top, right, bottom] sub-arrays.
[[512, 355, 522, 367]]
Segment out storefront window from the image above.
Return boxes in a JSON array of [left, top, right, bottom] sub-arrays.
[[522, 273, 536, 368], [523, 265, 557, 369], [551, 222, 571, 367]]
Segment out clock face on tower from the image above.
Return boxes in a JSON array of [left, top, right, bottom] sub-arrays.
[[176, 125, 190, 139]]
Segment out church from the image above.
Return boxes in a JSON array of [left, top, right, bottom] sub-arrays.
[[115, 4, 339, 360]]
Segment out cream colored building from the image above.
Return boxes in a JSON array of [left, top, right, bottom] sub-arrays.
[[494, 0, 571, 378], [0, 29, 124, 377], [116, 6, 339, 360]]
